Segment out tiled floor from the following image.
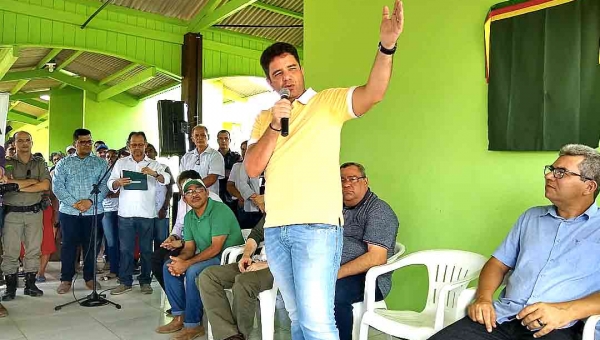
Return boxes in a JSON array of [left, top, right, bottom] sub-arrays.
[[0, 262, 390, 340]]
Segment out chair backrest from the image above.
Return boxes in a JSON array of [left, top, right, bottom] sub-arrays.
[[388, 242, 406, 263], [402, 250, 487, 319]]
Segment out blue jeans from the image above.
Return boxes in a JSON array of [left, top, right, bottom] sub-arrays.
[[163, 257, 221, 328], [60, 213, 104, 282], [102, 211, 119, 275], [265, 224, 343, 340], [153, 217, 169, 251], [118, 217, 153, 286], [334, 274, 384, 340]]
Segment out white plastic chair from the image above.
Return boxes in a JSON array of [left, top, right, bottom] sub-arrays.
[[351, 242, 406, 340], [459, 287, 600, 340], [358, 249, 487, 340], [206, 243, 278, 340]]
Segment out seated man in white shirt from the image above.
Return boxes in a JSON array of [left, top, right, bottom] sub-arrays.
[[107, 131, 170, 295]]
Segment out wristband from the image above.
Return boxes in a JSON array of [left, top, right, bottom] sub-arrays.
[[269, 123, 282, 132], [378, 42, 397, 55]]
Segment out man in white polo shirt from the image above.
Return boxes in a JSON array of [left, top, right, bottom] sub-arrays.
[[107, 131, 171, 295], [180, 125, 225, 196]]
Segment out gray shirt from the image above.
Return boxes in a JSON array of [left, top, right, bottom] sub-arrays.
[[342, 190, 399, 297]]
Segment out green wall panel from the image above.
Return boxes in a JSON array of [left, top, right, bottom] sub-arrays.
[[48, 86, 84, 155], [305, 0, 558, 312]]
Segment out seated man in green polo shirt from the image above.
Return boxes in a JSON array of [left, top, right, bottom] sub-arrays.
[[157, 178, 244, 340]]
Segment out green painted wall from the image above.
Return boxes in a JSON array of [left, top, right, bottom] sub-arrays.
[[305, 0, 558, 311], [48, 86, 84, 155]]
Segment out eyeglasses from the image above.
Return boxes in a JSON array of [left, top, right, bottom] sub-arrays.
[[184, 188, 206, 196], [544, 165, 594, 182], [129, 143, 146, 148], [341, 176, 366, 184], [77, 140, 94, 146]]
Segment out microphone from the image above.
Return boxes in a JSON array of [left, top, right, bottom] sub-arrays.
[[279, 88, 291, 137]]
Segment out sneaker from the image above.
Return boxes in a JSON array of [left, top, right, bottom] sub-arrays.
[[56, 281, 72, 294], [85, 280, 102, 290], [110, 284, 132, 295], [140, 284, 153, 294], [36, 275, 46, 283], [172, 325, 205, 340]]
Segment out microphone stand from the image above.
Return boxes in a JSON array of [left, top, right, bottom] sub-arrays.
[[55, 159, 121, 311]]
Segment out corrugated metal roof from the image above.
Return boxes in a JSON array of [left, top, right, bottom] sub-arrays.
[[64, 52, 131, 82], [0, 81, 18, 93], [262, 0, 303, 13], [218, 6, 303, 46], [14, 102, 47, 118], [129, 73, 179, 96], [13, 48, 52, 70], [104, 0, 211, 20]]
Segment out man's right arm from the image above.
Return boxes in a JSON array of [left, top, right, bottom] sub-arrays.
[[245, 102, 290, 178], [468, 257, 511, 332]]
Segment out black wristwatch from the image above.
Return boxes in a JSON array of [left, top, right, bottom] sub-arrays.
[[378, 42, 397, 55]]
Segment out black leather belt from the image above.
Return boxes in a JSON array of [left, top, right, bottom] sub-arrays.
[[4, 204, 42, 213]]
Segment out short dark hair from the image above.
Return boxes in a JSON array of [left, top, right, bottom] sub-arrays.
[[73, 128, 91, 142], [217, 130, 230, 138], [260, 42, 301, 79], [127, 131, 147, 143], [340, 162, 367, 178], [178, 170, 201, 187], [95, 140, 105, 145], [241, 140, 248, 147], [147, 143, 155, 149]]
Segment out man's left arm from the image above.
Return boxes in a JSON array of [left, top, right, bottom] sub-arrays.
[[352, 0, 404, 117], [96, 160, 110, 202], [204, 152, 225, 188], [338, 243, 388, 279], [518, 292, 600, 338], [186, 235, 227, 266]]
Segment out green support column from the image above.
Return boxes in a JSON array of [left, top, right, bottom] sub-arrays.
[[49, 87, 85, 155]]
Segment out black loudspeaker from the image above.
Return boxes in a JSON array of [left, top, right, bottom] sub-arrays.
[[158, 100, 188, 157]]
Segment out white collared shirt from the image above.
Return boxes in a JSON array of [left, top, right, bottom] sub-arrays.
[[107, 156, 171, 218], [179, 146, 225, 196], [229, 162, 261, 212]]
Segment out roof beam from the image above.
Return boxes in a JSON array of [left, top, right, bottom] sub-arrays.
[[99, 63, 140, 86], [189, 0, 258, 32], [2, 69, 54, 82], [9, 91, 51, 101], [189, 0, 222, 31], [9, 48, 62, 95], [97, 67, 156, 101], [20, 99, 49, 111], [7, 110, 42, 125], [56, 51, 83, 72], [251, 2, 303, 20], [0, 47, 19, 81]]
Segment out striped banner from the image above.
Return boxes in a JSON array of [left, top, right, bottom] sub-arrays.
[[484, 0, 574, 81]]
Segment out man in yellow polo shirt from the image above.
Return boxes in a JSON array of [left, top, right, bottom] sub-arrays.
[[243, 1, 405, 339]]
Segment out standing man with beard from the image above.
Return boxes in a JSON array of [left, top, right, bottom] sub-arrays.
[[180, 125, 225, 197], [53, 129, 110, 294], [243, 1, 404, 338], [107, 131, 171, 295]]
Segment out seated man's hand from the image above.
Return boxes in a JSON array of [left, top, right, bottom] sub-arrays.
[[517, 302, 572, 338], [468, 297, 497, 332], [246, 261, 268, 272], [161, 235, 183, 250], [168, 256, 189, 276], [238, 256, 253, 273]]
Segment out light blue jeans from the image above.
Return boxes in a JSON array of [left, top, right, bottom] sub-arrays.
[[265, 224, 343, 340]]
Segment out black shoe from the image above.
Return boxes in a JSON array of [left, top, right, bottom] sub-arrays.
[[24, 272, 43, 297], [165, 308, 172, 315], [1, 274, 17, 301]]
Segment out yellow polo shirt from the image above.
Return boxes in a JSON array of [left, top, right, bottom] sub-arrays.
[[249, 87, 357, 228]]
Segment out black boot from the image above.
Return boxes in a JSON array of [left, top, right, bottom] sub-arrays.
[[1, 274, 17, 301], [24, 272, 43, 297]]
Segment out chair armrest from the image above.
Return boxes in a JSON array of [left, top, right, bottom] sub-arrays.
[[454, 288, 477, 320], [433, 272, 481, 331], [363, 256, 415, 311], [583, 315, 600, 340], [221, 245, 246, 265]]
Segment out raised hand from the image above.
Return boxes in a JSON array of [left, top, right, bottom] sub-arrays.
[[380, 0, 404, 49]]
